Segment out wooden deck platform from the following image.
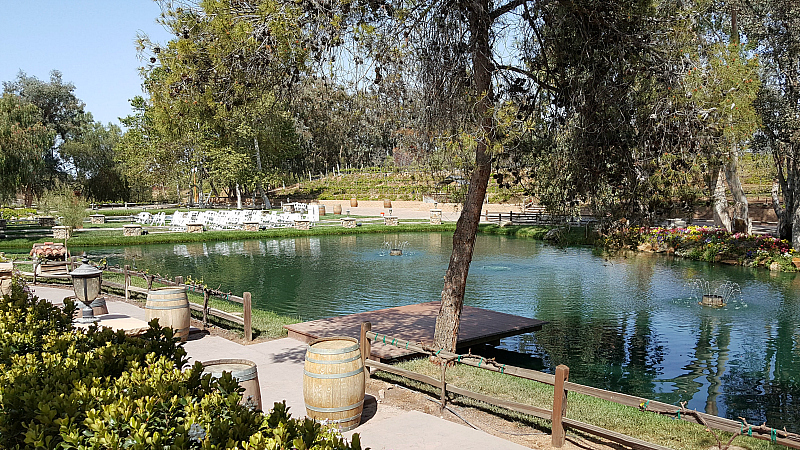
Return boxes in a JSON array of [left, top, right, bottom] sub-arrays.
[[284, 302, 546, 361]]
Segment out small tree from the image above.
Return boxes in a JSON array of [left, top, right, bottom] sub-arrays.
[[38, 184, 88, 229]]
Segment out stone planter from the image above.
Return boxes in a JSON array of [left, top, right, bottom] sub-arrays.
[[430, 209, 442, 225], [123, 224, 142, 236], [243, 222, 260, 232], [383, 216, 399, 226], [90, 214, 106, 224], [186, 223, 204, 233], [52, 226, 71, 240], [38, 216, 56, 227], [294, 220, 311, 231], [283, 204, 295, 213], [0, 262, 13, 297], [341, 217, 356, 228]]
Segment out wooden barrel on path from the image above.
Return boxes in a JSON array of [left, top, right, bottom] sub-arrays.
[[350, 198, 358, 207], [145, 287, 190, 341], [319, 205, 326, 216], [383, 199, 392, 209], [304, 337, 365, 431], [333, 204, 342, 215], [202, 359, 262, 410]]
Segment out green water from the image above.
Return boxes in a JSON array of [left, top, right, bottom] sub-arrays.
[[84, 232, 800, 431]]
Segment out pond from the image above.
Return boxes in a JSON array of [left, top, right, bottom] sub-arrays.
[[82, 232, 800, 431]]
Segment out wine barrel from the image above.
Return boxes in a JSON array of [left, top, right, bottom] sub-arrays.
[[304, 337, 365, 431], [350, 198, 358, 207], [383, 199, 392, 208], [145, 287, 190, 341], [319, 205, 326, 216], [333, 204, 343, 215], [202, 359, 262, 410]]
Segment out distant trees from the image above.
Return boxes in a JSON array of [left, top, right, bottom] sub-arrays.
[[743, 1, 800, 246], [1, 71, 130, 204], [0, 93, 54, 205]]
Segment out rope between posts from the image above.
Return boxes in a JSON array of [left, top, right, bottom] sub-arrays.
[[365, 330, 800, 446]]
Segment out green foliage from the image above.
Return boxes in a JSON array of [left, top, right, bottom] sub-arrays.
[[0, 277, 365, 449], [605, 225, 798, 270], [0, 93, 54, 203], [60, 118, 128, 202], [0, 206, 36, 219], [38, 183, 89, 229]]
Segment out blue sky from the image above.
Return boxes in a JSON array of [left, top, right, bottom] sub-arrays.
[[0, 1, 174, 126]]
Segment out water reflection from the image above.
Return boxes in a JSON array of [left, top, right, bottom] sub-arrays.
[[84, 233, 800, 431]]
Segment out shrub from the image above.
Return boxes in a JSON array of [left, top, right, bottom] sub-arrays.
[[0, 278, 366, 449], [37, 184, 89, 229]]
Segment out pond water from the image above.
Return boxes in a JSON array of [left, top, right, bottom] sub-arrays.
[[82, 232, 800, 431]]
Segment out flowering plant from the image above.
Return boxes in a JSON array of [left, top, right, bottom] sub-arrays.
[[606, 225, 796, 270]]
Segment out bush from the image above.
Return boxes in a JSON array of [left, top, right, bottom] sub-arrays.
[[37, 184, 89, 229], [0, 278, 366, 449], [0, 206, 36, 219]]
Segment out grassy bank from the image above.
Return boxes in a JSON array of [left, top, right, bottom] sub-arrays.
[[377, 359, 780, 450], [479, 224, 597, 245], [0, 222, 458, 251]]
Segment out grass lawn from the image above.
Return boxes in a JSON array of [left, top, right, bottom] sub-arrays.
[[377, 359, 783, 450]]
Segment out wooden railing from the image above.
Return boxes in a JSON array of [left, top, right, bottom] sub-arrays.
[[104, 266, 253, 341], [359, 322, 800, 450], [15, 260, 253, 341], [485, 211, 597, 226]]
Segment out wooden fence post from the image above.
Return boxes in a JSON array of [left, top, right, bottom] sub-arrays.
[[124, 265, 130, 301], [203, 289, 210, 327], [552, 364, 570, 448], [243, 292, 252, 341], [360, 321, 371, 380], [147, 275, 154, 291], [440, 357, 448, 409]]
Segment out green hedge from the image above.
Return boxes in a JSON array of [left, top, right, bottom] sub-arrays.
[[0, 278, 365, 449]]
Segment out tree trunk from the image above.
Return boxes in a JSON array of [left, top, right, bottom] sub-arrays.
[[793, 194, 800, 250], [235, 183, 242, 210], [772, 181, 792, 240], [712, 166, 732, 232], [253, 136, 271, 209], [433, 0, 494, 352], [722, 151, 751, 234]]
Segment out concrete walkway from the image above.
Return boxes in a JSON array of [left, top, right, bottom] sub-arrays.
[[29, 286, 531, 450]]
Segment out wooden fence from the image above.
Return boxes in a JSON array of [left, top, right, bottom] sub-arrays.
[[359, 322, 800, 450], [17, 260, 253, 341], [104, 265, 253, 341], [485, 211, 597, 227]]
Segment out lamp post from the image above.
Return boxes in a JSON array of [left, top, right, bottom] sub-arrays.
[[70, 257, 106, 323]]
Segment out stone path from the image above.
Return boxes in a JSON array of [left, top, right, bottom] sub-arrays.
[[29, 286, 532, 450]]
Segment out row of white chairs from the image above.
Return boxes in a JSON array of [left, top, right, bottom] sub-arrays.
[[166, 206, 320, 231], [134, 212, 166, 226]]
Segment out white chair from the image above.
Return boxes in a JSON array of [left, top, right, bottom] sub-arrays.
[[151, 212, 166, 226], [169, 211, 189, 231], [135, 212, 152, 224], [303, 204, 320, 223]]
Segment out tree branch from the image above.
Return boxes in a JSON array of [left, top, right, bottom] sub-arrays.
[[494, 63, 558, 91], [490, 0, 528, 21]]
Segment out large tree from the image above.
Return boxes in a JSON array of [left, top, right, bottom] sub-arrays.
[[3, 71, 86, 182], [742, 1, 800, 246], [0, 93, 54, 204], [60, 116, 126, 202]]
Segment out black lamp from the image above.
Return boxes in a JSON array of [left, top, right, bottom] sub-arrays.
[[70, 257, 106, 322]]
